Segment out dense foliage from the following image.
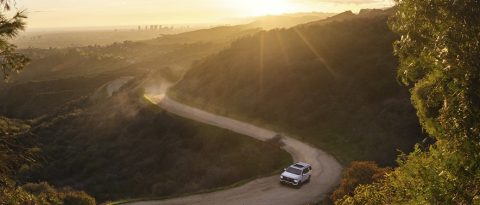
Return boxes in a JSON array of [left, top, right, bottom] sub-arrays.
[[171, 9, 422, 165], [338, 1, 480, 204], [331, 161, 390, 202]]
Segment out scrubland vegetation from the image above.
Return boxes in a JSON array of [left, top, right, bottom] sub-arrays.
[[26, 80, 290, 202]]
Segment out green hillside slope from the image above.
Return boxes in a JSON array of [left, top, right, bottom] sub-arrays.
[[170, 9, 423, 165], [6, 78, 290, 202]]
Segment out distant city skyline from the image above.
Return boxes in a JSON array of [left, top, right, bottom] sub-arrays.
[[15, 0, 395, 29]]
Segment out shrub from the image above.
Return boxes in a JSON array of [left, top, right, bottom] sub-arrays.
[[62, 191, 96, 205], [22, 182, 57, 195], [0, 182, 97, 205], [331, 161, 390, 202], [0, 181, 37, 205], [22, 182, 63, 205]]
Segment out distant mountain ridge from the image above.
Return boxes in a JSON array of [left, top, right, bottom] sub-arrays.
[[246, 12, 336, 29], [143, 12, 335, 46], [301, 8, 394, 27]]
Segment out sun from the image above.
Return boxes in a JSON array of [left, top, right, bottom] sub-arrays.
[[232, 0, 297, 16]]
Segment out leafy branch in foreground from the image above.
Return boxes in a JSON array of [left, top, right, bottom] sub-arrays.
[[0, 1, 28, 81]]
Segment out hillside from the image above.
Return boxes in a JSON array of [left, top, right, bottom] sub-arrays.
[[170, 9, 423, 165], [2, 17, 307, 120], [19, 80, 290, 202], [0, 77, 291, 203], [1, 75, 292, 203], [144, 25, 261, 46]]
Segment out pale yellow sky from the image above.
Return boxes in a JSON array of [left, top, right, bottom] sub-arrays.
[[15, 0, 394, 28]]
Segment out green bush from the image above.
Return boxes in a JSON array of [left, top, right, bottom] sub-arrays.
[[0, 178, 37, 205], [62, 191, 96, 205], [22, 182, 63, 205]]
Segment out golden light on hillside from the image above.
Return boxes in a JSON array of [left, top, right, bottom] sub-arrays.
[[293, 27, 337, 78]]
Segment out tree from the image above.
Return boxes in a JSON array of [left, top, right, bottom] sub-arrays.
[[0, 0, 29, 81], [338, 1, 480, 204]]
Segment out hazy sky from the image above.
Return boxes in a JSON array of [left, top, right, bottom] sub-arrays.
[[15, 0, 394, 28]]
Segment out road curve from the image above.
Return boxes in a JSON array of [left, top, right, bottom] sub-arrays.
[[133, 95, 343, 205]]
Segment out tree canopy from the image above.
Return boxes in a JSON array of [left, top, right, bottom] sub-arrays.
[[338, 1, 480, 204]]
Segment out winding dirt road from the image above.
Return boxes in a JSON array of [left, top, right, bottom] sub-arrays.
[[133, 95, 343, 205]]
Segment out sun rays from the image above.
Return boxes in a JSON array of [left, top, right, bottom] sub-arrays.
[[256, 27, 337, 93], [275, 31, 291, 65], [258, 32, 266, 94], [293, 27, 337, 78]]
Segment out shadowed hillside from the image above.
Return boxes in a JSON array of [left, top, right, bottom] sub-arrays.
[[170, 9, 424, 165]]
